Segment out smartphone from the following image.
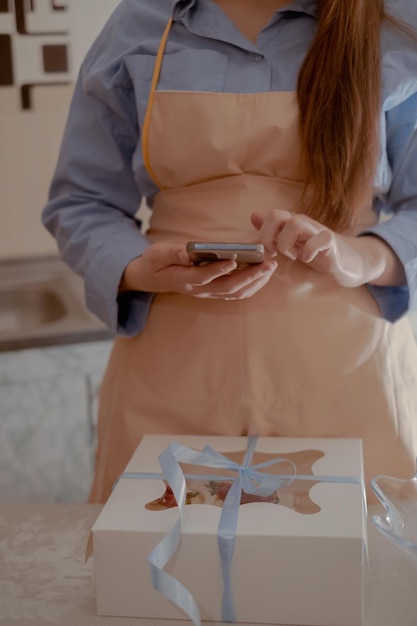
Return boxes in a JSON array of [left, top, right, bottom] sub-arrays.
[[186, 242, 265, 265]]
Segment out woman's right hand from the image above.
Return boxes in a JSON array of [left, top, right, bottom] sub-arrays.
[[119, 241, 278, 300]]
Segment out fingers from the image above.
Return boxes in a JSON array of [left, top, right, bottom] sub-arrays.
[[177, 248, 194, 265], [221, 269, 273, 300], [253, 211, 333, 264], [191, 260, 278, 299], [137, 242, 276, 296], [253, 209, 295, 256], [221, 260, 277, 296], [275, 214, 320, 260], [164, 244, 194, 267], [250, 212, 265, 231], [300, 229, 334, 263], [144, 242, 191, 268], [188, 259, 239, 284]]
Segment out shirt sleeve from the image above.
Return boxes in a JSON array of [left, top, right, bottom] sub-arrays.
[[362, 91, 417, 322], [42, 60, 154, 336]]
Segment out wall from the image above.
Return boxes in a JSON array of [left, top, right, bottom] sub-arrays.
[[0, 0, 120, 260]]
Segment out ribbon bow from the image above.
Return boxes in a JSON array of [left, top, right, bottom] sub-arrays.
[[147, 436, 296, 625]]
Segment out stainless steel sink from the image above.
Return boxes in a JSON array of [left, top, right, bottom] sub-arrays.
[[0, 286, 67, 335], [0, 256, 113, 351]]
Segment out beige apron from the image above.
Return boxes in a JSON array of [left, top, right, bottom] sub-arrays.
[[89, 16, 417, 504]]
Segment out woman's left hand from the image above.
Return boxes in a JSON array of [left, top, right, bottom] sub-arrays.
[[251, 210, 396, 288]]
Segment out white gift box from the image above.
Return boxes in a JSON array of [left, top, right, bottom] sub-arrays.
[[89, 435, 366, 626]]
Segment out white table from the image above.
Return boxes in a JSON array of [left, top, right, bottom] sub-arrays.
[[0, 504, 416, 626]]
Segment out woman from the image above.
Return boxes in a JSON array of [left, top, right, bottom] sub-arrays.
[[42, 0, 417, 503]]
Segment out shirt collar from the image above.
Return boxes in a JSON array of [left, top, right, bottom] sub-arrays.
[[288, 0, 317, 18], [173, 0, 196, 19], [285, 0, 317, 18], [173, 0, 317, 20]]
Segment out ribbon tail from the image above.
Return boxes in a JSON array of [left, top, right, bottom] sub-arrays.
[[217, 436, 257, 622], [217, 478, 244, 623], [149, 518, 201, 626], [147, 444, 202, 626]]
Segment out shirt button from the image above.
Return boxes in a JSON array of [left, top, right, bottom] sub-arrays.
[[253, 54, 263, 62]]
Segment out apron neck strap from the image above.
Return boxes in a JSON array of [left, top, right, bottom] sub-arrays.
[[142, 17, 173, 188]]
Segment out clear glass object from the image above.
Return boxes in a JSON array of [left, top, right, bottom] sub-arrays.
[[371, 461, 417, 565]]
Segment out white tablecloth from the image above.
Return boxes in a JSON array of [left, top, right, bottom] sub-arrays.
[[0, 503, 416, 626]]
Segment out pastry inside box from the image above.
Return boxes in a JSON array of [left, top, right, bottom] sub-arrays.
[[87, 434, 366, 626]]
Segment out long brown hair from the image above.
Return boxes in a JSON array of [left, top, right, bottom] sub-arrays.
[[297, 0, 410, 231]]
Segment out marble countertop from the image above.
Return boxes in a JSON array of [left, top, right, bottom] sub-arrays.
[[0, 503, 416, 626]]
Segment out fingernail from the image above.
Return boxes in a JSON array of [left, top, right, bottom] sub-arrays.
[[222, 261, 237, 271]]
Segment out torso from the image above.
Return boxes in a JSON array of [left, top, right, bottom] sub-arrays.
[[89, 2, 417, 505]]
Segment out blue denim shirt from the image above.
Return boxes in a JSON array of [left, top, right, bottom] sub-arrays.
[[42, 0, 417, 334]]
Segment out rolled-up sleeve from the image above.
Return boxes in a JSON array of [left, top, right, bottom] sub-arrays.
[[363, 91, 417, 322], [42, 59, 153, 335]]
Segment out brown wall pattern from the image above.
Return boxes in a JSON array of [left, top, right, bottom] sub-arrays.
[[0, 0, 70, 109]]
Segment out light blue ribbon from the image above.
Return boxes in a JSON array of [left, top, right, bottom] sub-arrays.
[[117, 436, 365, 625]]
